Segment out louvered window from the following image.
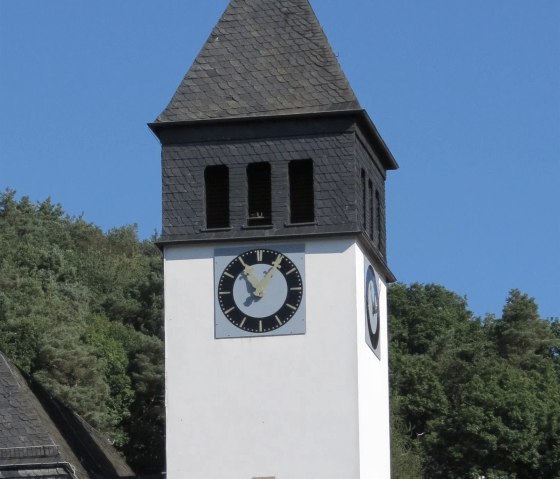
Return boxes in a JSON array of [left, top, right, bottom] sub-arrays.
[[361, 169, 366, 230], [376, 189, 382, 249], [204, 165, 230, 229], [368, 179, 374, 238], [289, 160, 314, 224], [247, 162, 272, 226]]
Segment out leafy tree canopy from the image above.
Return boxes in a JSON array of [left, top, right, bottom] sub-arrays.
[[3, 190, 558, 478], [389, 283, 560, 479], [0, 190, 164, 473]]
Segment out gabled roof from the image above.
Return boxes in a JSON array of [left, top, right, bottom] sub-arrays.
[[0, 353, 135, 479], [156, 0, 361, 123]]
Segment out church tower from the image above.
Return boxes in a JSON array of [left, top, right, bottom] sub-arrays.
[[150, 1, 398, 478]]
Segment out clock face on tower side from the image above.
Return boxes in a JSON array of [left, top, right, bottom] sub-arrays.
[[365, 263, 381, 359], [214, 246, 306, 338]]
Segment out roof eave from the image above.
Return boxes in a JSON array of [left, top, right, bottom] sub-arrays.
[[148, 109, 360, 133], [148, 109, 399, 171], [356, 110, 399, 171]]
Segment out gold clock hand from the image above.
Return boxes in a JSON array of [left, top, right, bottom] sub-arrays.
[[255, 255, 282, 297], [238, 257, 260, 290]]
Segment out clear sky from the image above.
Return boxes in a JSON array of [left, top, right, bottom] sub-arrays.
[[1, 0, 558, 320]]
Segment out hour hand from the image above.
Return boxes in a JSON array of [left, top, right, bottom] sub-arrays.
[[238, 257, 260, 290]]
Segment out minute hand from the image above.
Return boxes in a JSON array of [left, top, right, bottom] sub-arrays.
[[238, 257, 260, 290], [255, 255, 282, 297]]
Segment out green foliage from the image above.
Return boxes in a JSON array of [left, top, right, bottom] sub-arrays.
[[123, 333, 165, 471], [0, 190, 164, 473], [3, 189, 558, 478], [391, 403, 423, 479], [389, 284, 560, 478], [493, 289, 555, 364]]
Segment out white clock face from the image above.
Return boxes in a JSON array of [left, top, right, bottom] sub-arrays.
[[230, 262, 288, 318], [367, 280, 378, 335], [214, 246, 306, 338], [365, 264, 381, 358]]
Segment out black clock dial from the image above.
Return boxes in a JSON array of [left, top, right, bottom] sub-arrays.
[[218, 248, 303, 333], [365, 265, 380, 350]]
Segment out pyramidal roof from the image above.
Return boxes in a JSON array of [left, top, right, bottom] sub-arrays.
[[156, 0, 362, 123]]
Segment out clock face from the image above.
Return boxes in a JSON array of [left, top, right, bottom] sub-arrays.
[[365, 264, 381, 358], [216, 248, 304, 336]]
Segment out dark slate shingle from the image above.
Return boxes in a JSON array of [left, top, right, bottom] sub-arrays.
[[0, 356, 52, 450], [156, 0, 361, 122], [0, 353, 135, 479]]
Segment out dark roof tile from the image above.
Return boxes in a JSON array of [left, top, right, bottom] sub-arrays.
[[156, 0, 361, 122], [0, 354, 134, 479]]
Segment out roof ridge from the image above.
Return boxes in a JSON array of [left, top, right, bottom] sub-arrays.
[[0, 445, 61, 460], [0, 352, 22, 390]]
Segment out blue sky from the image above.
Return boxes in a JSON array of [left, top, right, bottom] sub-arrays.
[[1, 0, 558, 320]]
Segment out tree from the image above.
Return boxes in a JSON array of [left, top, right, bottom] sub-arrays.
[[0, 190, 164, 472], [493, 289, 555, 365], [388, 283, 560, 478]]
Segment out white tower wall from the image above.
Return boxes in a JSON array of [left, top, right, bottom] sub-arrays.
[[164, 238, 391, 479], [355, 245, 391, 478]]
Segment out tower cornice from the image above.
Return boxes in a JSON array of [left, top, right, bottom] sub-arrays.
[[158, 231, 396, 283], [149, 109, 398, 172]]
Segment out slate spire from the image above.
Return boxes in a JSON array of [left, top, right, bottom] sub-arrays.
[[157, 0, 361, 123]]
